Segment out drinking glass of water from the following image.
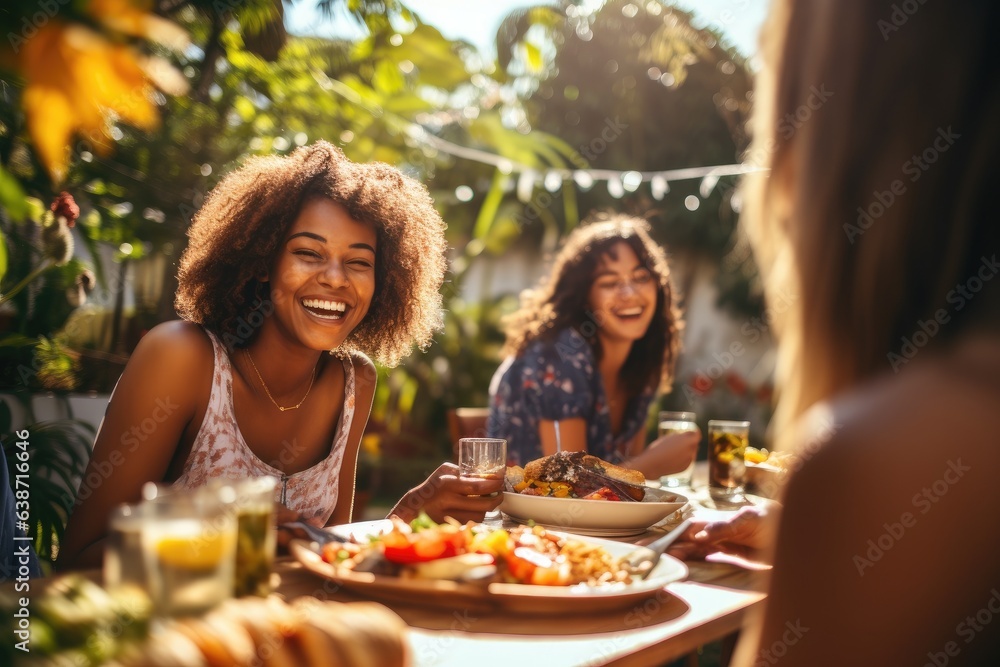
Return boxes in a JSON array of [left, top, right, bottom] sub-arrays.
[[658, 411, 698, 488]]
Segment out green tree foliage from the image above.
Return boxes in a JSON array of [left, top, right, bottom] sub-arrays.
[[510, 1, 751, 241], [484, 0, 762, 315]]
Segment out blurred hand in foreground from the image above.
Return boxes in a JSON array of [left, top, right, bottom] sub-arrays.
[[667, 504, 779, 562]]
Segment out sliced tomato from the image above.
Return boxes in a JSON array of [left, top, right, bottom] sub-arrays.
[[505, 546, 554, 583], [530, 561, 571, 586], [382, 528, 465, 564], [581, 486, 621, 501]]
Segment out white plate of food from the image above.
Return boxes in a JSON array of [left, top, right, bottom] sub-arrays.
[[501, 452, 690, 536], [501, 487, 688, 537], [289, 520, 688, 614]]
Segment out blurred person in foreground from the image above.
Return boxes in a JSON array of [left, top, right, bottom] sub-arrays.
[[673, 0, 1000, 664], [58, 142, 498, 570], [487, 214, 698, 478]]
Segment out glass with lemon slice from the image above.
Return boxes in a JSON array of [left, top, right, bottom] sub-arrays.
[[708, 420, 750, 503], [142, 498, 237, 618]]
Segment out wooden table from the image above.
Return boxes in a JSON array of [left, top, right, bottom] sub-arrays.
[[19, 468, 768, 666], [273, 474, 770, 667]]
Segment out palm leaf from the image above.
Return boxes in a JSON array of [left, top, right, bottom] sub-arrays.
[[3, 395, 93, 564], [472, 170, 509, 241]]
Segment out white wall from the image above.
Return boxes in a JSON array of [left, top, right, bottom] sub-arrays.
[[1, 393, 108, 445]]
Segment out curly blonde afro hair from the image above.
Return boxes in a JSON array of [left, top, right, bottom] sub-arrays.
[[175, 141, 447, 367]]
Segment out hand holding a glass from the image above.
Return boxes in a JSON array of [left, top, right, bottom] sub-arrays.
[[639, 411, 700, 483], [655, 411, 700, 488], [459, 437, 506, 524], [388, 438, 506, 524]]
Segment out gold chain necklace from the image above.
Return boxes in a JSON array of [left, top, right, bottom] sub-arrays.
[[244, 348, 317, 411]]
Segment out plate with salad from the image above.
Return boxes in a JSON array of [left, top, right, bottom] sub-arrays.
[[289, 514, 688, 614]]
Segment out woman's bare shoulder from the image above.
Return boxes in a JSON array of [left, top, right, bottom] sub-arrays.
[[135, 320, 212, 353], [125, 321, 215, 381], [805, 335, 1000, 469], [345, 350, 377, 390], [760, 339, 1000, 663]]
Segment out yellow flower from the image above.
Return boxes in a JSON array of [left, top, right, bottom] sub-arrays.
[[19, 22, 157, 182], [12, 0, 189, 183], [85, 0, 190, 51]]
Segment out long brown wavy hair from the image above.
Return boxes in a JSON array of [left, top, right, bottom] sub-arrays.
[[175, 141, 447, 367], [501, 213, 682, 399], [743, 0, 1000, 445]]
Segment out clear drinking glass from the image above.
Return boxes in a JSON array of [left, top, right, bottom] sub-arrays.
[[708, 420, 750, 503], [658, 410, 698, 488], [104, 503, 148, 592], [202, 477, 278, 597], [106, 485, 186, 595], [141, 495, 237, 618], [458, 437, 507, 523]]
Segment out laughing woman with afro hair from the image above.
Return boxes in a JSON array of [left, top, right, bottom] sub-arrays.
[[59, 142, 500, 569]]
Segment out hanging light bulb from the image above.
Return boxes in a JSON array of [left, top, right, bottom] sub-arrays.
[[651, 175, 669, 200], [573, 171, 594, 190], [621, 171, 642, 192], [699, 174, 721, 198], [607, 176, 625, 199], [544, 171, 563, 192], [730, 191, 743, 213]]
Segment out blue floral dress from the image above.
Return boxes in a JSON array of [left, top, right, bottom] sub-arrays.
[[487, 328, 656, 466]]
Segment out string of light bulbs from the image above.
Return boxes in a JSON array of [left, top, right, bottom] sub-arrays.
[[320, 72, 764, 204], [406, 125, 764, 203]]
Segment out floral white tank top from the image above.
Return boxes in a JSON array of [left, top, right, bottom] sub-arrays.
[[173, 330, 356, 527]]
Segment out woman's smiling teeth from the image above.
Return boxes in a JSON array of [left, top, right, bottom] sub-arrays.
[[614, 306, 644, 319], [302, 298, 347, 319]]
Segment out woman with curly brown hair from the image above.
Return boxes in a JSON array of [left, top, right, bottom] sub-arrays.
[[59, 142, 499, 569], [487, 214, 698, 478]]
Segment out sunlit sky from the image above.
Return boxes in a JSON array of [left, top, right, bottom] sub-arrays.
[[284, 0, 770, 59]]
